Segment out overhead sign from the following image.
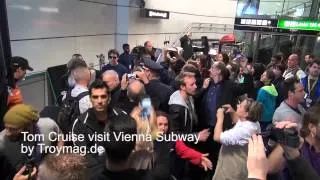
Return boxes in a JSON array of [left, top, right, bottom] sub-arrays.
[[278, 20, 320, 31], [234, 17, 319, 35], [239, 19, 272, 26], [235, 18, 278, 27], [234, 18, 278, 32], [142, 9, 169, 19]]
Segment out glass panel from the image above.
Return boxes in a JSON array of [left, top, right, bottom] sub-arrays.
[[236, 0, 313, 18]]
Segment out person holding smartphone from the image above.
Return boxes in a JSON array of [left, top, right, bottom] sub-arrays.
[[213, 98, 263, 180]]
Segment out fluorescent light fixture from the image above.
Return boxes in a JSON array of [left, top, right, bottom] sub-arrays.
[[9, 5, 32, 11], [317, 36, 320, 41], [39, 7, 59, 13]]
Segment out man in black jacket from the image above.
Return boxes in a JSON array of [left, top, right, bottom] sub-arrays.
[[135, 58, 174, 112], [72, 79, 128, 177], [196, 61, 253, 179], [92, 108, 151, 180], [197, 61, 253, 130], [168, 71, 210, 180], [169, 72, 209, 139], [180, 32, 193, 60]]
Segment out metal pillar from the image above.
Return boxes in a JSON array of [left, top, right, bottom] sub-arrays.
[[0, 0, 13, 130], [302, 0, 320, 56], [253, 32, 261, 63], [115, 0, 129, 52]]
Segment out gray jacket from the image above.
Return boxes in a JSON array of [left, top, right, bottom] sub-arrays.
[[168, 90, 198, 133]]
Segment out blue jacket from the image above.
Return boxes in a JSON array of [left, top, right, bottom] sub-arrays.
[[257, 84, 278, 122], [301, 76, 320, 104]]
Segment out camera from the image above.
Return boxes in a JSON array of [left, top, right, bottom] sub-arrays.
[[222, 107, 228, 112], [260, 125, 300, 148], [127, 73, 137, 80], [23, 157, 35, 177]]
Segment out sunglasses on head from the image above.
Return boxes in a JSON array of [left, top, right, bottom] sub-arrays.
[[108, 56, 117, 59]]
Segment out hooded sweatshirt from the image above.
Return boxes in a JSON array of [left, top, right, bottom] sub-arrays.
[[257, 84, 278, 122], [168, 90, 198, 133]]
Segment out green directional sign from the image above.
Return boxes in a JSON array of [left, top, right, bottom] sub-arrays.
[[278, 20, 320, 31]]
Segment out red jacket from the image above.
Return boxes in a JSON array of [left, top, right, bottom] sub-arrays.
[[7, 85, 23, 109], [175, 140, 202, 165]]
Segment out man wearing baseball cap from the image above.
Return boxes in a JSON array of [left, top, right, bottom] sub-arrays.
[[7, 56, 34, 109], [0, 104, 63, 179], [135, 58, 173, 112]]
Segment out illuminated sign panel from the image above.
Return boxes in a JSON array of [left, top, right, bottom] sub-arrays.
[[141, 9, 169, 19], [234, 18, 278, 32], [278, 20, 320, 31], [234, 18, 319, 35], [239, 19, 272, 26]]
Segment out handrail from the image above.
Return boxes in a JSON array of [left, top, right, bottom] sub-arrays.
[[24, 70, 46, 79], [169, 23, 193, 47], [169, 22, 234, 48]]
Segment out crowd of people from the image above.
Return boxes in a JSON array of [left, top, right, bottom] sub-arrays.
[[0, 37, 320, 180]]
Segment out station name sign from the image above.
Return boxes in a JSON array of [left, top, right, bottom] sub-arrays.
[[278, 20, 320, 31], [142, 9, 170, 19]]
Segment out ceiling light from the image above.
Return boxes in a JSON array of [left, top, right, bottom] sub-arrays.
[[39, 7, 59, 13], [10, 5, 32, 11]]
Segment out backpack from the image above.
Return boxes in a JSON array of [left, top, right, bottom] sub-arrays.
[[57, 90, 89, 134]]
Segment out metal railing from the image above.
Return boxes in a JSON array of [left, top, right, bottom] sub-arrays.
[[169, 22, 234, 47], [169, 23, 193, 47]]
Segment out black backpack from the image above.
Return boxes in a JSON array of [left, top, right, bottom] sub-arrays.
[[57, 90, 89, 134]]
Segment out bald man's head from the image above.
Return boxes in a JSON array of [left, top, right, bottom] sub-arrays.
[[144, 41, 153, 52], [287, 54, 299, 69], [127, 80, 145, 102], [102, 70, 119, 91]]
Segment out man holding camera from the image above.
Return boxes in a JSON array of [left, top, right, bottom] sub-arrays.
[[115, 75, 146, 114], [135, 58, 173, 112], [265, 102, 320, 179]]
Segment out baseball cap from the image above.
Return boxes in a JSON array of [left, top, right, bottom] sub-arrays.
[[141, 58, 163, 71], [12, 56, 33, 71]]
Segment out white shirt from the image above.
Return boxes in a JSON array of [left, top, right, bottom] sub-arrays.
[[220, 120, 261, 146], [63, 84, 92, 114], [283, 69, 306, 80], [71, 84, 92, 114]]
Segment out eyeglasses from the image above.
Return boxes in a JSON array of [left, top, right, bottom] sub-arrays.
[[108, 56, 117, 60]]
